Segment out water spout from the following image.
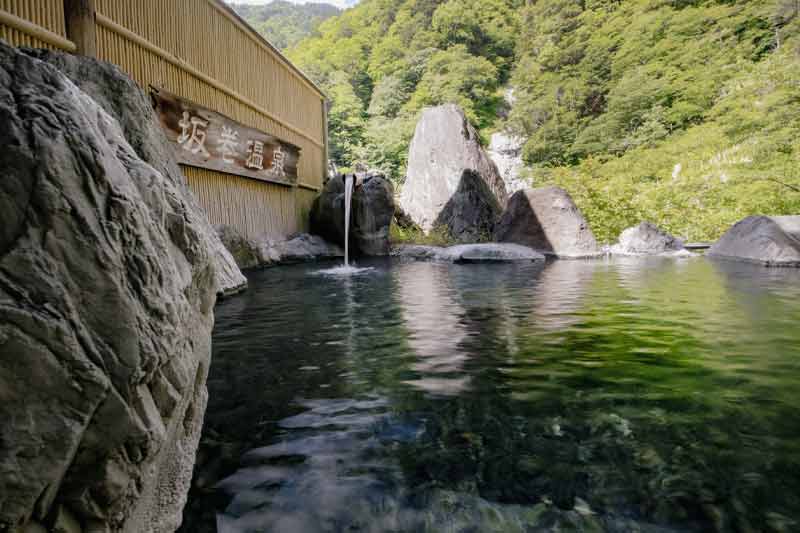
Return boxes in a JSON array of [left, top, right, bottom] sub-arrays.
[[344, 173, 354, 266]]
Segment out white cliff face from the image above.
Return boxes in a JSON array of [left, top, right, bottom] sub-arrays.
[[488, 131, 528, 195]]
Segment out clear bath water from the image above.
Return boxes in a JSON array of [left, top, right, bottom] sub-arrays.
[[180, 256, 800, 533]]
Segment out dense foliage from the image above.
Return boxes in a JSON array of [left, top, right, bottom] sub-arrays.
[[230, 1, 341, 50], [287, 0, 800, 241]]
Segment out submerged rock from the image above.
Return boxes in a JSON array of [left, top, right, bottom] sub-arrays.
[[392, 243, 545, 263], [29, 48, 246, 297], [399, 104, 507, 234], [256, 233, 344, 264], [708, 215, 800, 266], [0, 44, 219, 531], [611, 222, 687, 255], [494, 187, 601, 258], [310, 173, 394, 256]]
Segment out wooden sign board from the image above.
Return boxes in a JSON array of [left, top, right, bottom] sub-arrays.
[[152, 89, 300, 186]]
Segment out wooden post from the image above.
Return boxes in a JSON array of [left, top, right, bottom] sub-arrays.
[[322, 98, 330, 184], [64, 0, 96, 57]]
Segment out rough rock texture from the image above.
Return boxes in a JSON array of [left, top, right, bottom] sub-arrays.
[[255, 234, 344, 265], [432, 170, 502, 242], [0, 44, 218, 532], [215, 225, 260, 270], [393, 202, 420, 231], [488, 131, 528, 195], [708, 215, 800, 266], [310, 173, 394, 256], [399, 104, 507, 233], [27, 48, 246, 297], [611, 222, 686, 255], [392, 243, 545, 263], [494, 187, 601, 258]]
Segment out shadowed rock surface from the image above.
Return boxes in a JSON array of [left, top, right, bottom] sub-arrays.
[[0, 43, 221, 532], [27, 48, 246, 297], [494, 187, 601, 258], [310, 173, 394, 256], [708, 215, 800, 266], [432, 169, 502, 243], [392, 243, 545, 263], [399, 104, 507, 233], [611, 222, 686, 255]]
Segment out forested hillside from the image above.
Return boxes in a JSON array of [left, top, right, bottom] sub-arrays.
[[231, 1, 341, 50], [288, 0, 800, 241]]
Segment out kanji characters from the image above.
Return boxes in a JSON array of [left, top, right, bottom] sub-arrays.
[[270, 145, 286, 178], [246, 140, 264, 170], [219, 125, 240, 164], [177, 111, 210, 158]]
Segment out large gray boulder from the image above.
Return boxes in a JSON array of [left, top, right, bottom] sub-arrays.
[[611, 222, 686, 256], [28, 48, 247, 297], [494, 187, 601, 258], [399, 104, 507, 234], [310, 173, 394, 256], [0, 44, 219, 532], [708, 215, 800, 266]]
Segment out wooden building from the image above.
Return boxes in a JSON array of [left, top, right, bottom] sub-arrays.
[[1, 0, 328, 240]]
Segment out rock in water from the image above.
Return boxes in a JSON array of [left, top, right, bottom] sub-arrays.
[[392, 243, 545, 263], [611, 222, 686, 255], [708, 215, 800, 266], [256, 234, 344, 265], [494, 187, 601, 258], [310, 173, 394, 256], [353, 173, 395, 255], [0, 43, 218, 532], [399, 104, 507, 233], [27, 48, 247, 297], [488, 131, 528, 195], [433, 169, 502, 242]]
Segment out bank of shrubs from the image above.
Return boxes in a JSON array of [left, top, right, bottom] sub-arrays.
[[287, 0, 800, 241]]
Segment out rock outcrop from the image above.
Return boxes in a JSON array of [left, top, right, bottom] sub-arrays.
[[28, 48, 247, 297], [392, 243, 545, 263], [399, 104, 507, 234], [0, 43, 222, 532], [310, 173, 394, 256], [488, 131, 528, 195], [611, 222, 686, 255], [708, 215, 800, 266], [494, 187, 601, 258], [215, 225, 261, 270]]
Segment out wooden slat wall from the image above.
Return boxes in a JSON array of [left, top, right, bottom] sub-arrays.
[[94, 0, 324, 239], [2, 0, 325, 240], [186, 167, 304, 239], [0, 0, 68, 49]]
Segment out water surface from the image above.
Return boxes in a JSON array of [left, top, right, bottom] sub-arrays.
[[181, 256, 800, 532]]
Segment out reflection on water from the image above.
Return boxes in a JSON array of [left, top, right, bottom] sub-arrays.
[[181, 257, 800, 533]]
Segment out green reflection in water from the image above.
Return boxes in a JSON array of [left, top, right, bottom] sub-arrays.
[[182, 257, 800, 533]]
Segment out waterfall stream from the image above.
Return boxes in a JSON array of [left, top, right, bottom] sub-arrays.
[[344, 174, 354, 266]]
